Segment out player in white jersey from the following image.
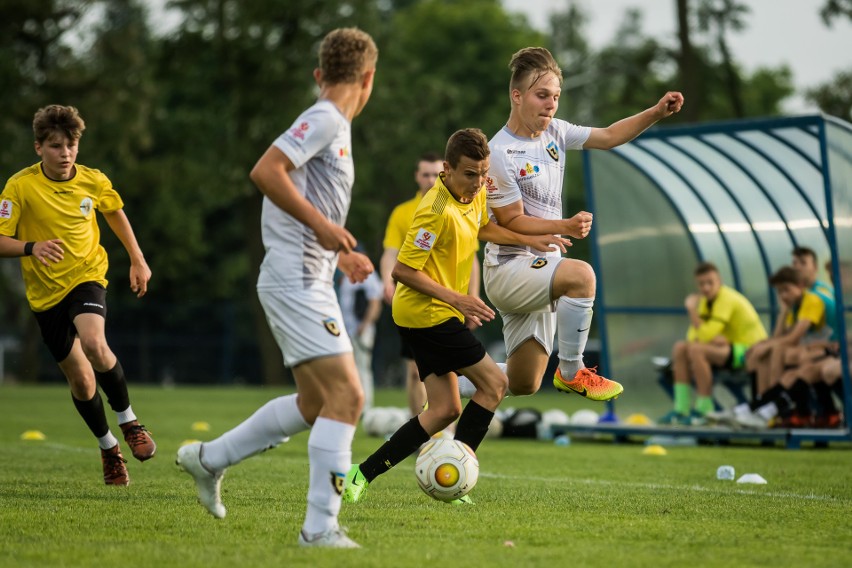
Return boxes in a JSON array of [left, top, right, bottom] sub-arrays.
[[459, 47, 683, 402], [176, 28, 378, 549]]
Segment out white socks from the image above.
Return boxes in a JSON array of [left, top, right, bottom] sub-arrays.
[[303, 417, 356, 535], [458, 362, 507, 399], [556, 296, 594, 377], [202, 394, 310, 471], [97, 431, 119, 450], [116, 406, 137, 425]]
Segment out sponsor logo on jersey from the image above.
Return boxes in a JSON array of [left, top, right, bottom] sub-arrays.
[[323, 317, 341, 336], [79, 197, 93, 217], [546, 141, 559, 161], [288, 121, 311, 142], [531, 257, 548, 269], [0, 199, 11, 219], [338, 146, 350, 158], [413, 228, 435, 251], [485, 176, 498, 193], [518, 163, 539, 177], [506, 149, 526, 155]]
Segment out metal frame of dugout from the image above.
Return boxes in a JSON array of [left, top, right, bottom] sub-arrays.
[[556, 114, 852, 448]]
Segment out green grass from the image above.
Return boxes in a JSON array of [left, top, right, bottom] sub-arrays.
[[1, 385, 851, 568]]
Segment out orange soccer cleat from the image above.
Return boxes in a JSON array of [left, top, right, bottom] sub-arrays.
[[553, 367, 624, 402]]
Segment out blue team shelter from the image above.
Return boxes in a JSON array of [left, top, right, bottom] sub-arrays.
[[582, 114, 852, 445]]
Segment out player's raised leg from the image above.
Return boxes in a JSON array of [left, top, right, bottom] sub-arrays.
[[551, 259, 623, 401]]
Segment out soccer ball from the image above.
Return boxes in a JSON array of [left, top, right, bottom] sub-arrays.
[[414, 438, 479, 502]]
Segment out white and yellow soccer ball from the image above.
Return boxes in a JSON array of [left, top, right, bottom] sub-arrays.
[[414, 438, 479, 502]]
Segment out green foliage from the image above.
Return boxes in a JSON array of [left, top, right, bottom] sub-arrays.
[[806, 69, 852, 121], [0, 0, 821, 382], [354, 0, 544, 255], [1, 385, 851, 567]]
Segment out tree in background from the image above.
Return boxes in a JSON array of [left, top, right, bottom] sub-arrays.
[[0, 0, 820, 385]]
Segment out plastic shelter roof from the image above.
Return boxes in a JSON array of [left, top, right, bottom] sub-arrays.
[[583, 114, 851, 419]]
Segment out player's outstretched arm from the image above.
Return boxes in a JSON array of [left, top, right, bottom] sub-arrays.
[[392, 260, 495, 327], [250, 145, 356, 253], [102, 209, 151, 298], [477, 221, 571, 254], [584, 91, 684, 150]]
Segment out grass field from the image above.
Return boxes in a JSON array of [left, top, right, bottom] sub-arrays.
[[1, 385, 851, 568]]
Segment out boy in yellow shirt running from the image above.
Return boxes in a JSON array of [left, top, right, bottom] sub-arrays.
[[344, 128, 570, 504], [0, 105, 155, 485]]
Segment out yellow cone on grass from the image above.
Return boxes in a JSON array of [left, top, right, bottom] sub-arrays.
[[642, 444, 667, 456], [191, 421, 210, 432], [21, 430, 46, 441]]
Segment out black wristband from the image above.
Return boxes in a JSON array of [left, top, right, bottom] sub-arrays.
[[24, 242, 35, 256]]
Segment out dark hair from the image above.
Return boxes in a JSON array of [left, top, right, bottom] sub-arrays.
[[694, 262, 719, 277], [769, 266, 802, 287], [319, 27, 378, 85], [792, 246, 817, 263], [509, 47, 563, 92], [416, 152, 442, 169], [33, 105, 85, 143], [445, 128, 490, 168]]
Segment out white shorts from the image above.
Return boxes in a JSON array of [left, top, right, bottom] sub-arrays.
[[483, 255, 563, 356], [258, 286, 352, 367]]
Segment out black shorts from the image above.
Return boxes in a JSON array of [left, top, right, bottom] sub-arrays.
[[398, 334, 416, 360], [396, 318, 486, 380], [33, 282, 108, 362]]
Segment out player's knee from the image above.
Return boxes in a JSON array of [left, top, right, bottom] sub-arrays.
[[672, 340, 688, 359], [432, 401, 462, 426], [556, 260, 596, 298], [79, 337, 111, 366], [508, 379, 537, 397], [685, 341, 706, 360]]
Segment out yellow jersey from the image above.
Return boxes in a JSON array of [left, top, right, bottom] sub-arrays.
[[392, 175, 489, 328], [784, 290, 828, 338], [687, 285, 767, 347], [0, 163, 124, 311], [383, 193, 422, 251]]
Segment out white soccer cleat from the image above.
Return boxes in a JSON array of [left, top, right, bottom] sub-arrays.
[[735, 411, 770, 429], [705, 408, 736, 426], [176, 442, 227, 519], [298, 526, 361, 548]]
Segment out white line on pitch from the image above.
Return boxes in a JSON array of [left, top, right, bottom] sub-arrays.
[[479, 472, 843, 502]]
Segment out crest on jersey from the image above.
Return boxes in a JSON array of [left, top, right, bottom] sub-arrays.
[[331, 472, 346, 495], [546, 141, 559, 162], [79, 197, 93, 217], [0, 199, 11, 219], [287, 121, 312, 144], [323, 317, 341, 336], [413, 228, 436, 251], [531, 257, 548, 269]]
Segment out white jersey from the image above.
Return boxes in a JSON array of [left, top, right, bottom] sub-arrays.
[[257, 100, 354, 290], [484, 119, 590, 266]]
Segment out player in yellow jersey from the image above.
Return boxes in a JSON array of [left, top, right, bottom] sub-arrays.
[[0, 105, 155, 486], [344, 128, 570, 505], [659, 262, 767, 426], [380, 152, 480, 417], [737, 266, 831, 428]]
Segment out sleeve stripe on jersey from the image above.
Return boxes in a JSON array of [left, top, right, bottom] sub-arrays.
[[431, 190, 447, 215]]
